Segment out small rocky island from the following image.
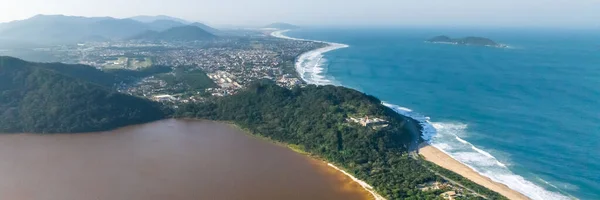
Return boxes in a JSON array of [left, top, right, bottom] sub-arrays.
[[427, 35, 507, 48]]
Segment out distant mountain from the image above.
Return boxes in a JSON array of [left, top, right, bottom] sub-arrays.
[[0, 15, 220, 45], [146, 19, 187, 31], [0, 56, 166, 133], [0, 15, 151, 44], [264, 22, 300, 29], [85, 18, 152, 39], [189, 22, 221, 35], [130, 26, 217, 41], [129, 15, 190, 24], [427, 35, 506, 47]]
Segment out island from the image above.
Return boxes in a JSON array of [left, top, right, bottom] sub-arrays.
[[427, 35, 507, 48]]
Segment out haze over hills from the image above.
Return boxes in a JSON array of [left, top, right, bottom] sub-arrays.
[[0, 15, 220, 45], [145, 19, 187, 31], [128, 16, 221, 35], [130, 25, 217, 41], [129, 15, 190, 24], [264, 22, 300, 29], [189, 22, 221, 35]]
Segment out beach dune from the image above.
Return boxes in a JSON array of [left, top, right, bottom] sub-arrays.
[[419, 145, 530, 200]]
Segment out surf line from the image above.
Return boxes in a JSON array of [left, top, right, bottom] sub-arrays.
[[271, 29, 349, 85], [272, 30, 388, 200]]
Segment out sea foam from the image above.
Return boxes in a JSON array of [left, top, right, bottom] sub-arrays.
[[271, 30, 348, 85], [385, 102, 573, 200], [434, 121, 575, 200], [273, 30, 573, 200]]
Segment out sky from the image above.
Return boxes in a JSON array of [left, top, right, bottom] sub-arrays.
[[0, 0, 599, 28]]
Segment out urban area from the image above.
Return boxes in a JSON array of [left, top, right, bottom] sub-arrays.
[[28, 30, 326, 103]]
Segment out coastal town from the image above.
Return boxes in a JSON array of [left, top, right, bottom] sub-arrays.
[[30, 30, 325, 102]]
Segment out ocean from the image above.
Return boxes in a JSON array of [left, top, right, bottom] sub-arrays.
[[282, 28, 600, 200]]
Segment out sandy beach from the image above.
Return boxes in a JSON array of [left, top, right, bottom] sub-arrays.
[[271, 29, 529, 200], [419, 145, 530, 200]]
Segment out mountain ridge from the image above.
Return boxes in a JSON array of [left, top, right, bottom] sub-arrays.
[[0, 15, 219, 44], [129, 15, 190, 24], [129, 25, 217, 41]]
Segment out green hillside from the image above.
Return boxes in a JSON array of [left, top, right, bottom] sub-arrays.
[[0, 57, 167, 133], [176, 81, 507, 199]]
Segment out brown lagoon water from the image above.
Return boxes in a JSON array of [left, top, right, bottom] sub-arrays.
[[0, 119, 372, 200]]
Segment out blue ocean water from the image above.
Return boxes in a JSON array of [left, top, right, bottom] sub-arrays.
[[285, 28, 600, 200]]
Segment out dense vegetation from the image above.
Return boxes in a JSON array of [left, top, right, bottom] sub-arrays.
[[0, 56, 172, 87], [156, 66, 216, 93], [0, 57, 167, 133], [420, 159, 508, 199], [177, 81, 484, 199], [106, 65, 172, 84], [0, 56, 116, 87]]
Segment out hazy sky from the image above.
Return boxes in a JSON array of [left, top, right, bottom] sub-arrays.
[[1, 0, 599, 27]]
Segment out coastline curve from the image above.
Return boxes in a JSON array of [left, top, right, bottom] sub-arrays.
[[271, 30, 348, 85], [271, 29, 573, 200], [272, 29, 384, 200]]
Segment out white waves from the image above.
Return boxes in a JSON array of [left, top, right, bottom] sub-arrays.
[[271, 30, 348, 85], [385, 102, 572, 200], [273, 30, 573, 200], [383, 103, 436, 141]]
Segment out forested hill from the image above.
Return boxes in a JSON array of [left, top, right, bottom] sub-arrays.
[[0, 57, 167, 133], [176, 81, 506, 199], [178, 80, 415, 150], [0, 56, 171, 87]]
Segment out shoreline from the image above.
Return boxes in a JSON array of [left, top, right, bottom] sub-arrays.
[[225, 119, 385, 200], [271, 30, 348, 85], [271, 29, 530, 200], [271, 30, 388, 200], [326, 163, 386, 200], [419, 144, 530, 200]]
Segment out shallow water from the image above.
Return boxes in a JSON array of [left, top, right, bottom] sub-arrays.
[[0, 119, 371, 200]]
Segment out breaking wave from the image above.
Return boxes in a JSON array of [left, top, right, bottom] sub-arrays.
[[271, 30, 348, 85], [384, 103, 573, 200], [273, 30, 573, 200]]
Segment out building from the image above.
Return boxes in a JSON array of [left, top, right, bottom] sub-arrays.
[[152, 94, 176, 102]]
